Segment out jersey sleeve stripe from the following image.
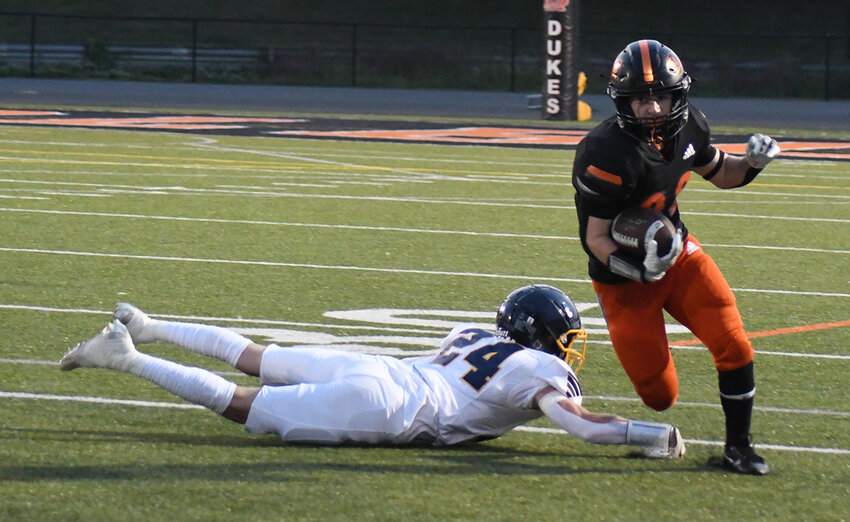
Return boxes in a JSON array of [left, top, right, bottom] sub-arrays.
[[586, 165, 623, 186]]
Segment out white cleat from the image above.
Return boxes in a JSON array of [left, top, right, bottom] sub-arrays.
[[113, 302, 158, 344], [60, 320, 140, 372]]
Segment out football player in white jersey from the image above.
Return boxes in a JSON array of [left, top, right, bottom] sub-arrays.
[[60, 284, 684, 458]]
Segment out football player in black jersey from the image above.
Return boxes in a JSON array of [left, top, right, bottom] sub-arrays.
[[572, 39, 780, 475]]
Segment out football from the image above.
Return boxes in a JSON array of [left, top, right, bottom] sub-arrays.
[[611, 207, 676, 258]]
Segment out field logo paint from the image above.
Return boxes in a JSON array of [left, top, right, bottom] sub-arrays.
[[225, 305, 688, 356]]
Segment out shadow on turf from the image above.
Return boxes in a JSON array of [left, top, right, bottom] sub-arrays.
[[1, 426, 279, 448], [2, 427, 707, 480]]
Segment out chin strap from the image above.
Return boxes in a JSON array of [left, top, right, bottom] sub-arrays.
[[650, 128, 663, 150]]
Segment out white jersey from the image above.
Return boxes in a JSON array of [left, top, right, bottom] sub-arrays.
[[405, 325, 583, 445], [244, 325, 582, 446]]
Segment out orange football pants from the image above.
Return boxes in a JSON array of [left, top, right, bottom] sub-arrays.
[[593, 236, 754, 412]]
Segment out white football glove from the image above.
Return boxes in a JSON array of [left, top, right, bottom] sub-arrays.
[[626, 420, 687, 459], [745, 133, 780, 169], [642, 427, 687, 459], [642, 229, 683, 282]]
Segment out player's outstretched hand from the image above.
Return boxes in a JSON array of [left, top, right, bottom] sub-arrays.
[[642, 426, 686, 459], [746, 133, 780, 169]]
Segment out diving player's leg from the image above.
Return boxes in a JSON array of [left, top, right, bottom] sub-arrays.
[[257, 345, 388, 386], [222, 386, 261, 424], [244, 375, 409, 444], [113, 303, 255, 374], [61, 320, 250, 422]]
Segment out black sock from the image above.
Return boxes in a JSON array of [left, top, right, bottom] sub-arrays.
[[718, 361, 755, 448]]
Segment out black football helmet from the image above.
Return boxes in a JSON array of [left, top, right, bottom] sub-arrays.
[[607, 39, 691, 144], [496, 284, 587, 371]]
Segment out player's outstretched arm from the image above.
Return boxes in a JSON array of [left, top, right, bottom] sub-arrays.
[[535, 388, 685, 459], [695, 134, 780, 189]]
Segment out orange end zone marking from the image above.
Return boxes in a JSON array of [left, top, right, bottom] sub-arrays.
[[0, 109, 65, 116], [670, 319, 850, 346], [3, 112, 850, 155], [272, 127, 588, 146]]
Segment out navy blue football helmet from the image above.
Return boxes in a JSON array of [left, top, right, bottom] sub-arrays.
[[496, 284, 587, 371]]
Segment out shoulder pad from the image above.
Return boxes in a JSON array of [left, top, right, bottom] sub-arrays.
[[688, 104, 711, 134]]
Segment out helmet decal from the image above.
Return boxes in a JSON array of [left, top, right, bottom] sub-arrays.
[[666, 55, 682, 75], [610, 56, 624, 84]]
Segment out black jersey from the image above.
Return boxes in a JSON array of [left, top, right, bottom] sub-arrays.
[[572, 105, 716, 284]]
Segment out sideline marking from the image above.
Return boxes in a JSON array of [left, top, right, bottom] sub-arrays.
[[0, 115, 306, 130], [671, 320, 850, 346]]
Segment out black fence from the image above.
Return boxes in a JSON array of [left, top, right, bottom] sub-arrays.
[[1, 12, 847, 99]]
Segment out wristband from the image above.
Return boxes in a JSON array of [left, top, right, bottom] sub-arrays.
[[737, 166, 762, 187], [607, 249, 645, 282]]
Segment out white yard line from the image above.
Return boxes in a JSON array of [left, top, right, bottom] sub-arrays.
[[1, 207, 848, 253], [1, 391, 845, 454], [514, 426, 850, 455], [2, 246, 848, 297]]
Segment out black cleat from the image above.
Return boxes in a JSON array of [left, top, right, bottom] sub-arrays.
[[722, 443, 769, 475]]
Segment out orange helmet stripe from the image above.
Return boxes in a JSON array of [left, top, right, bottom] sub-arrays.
[[639, 40, 654, 83]]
